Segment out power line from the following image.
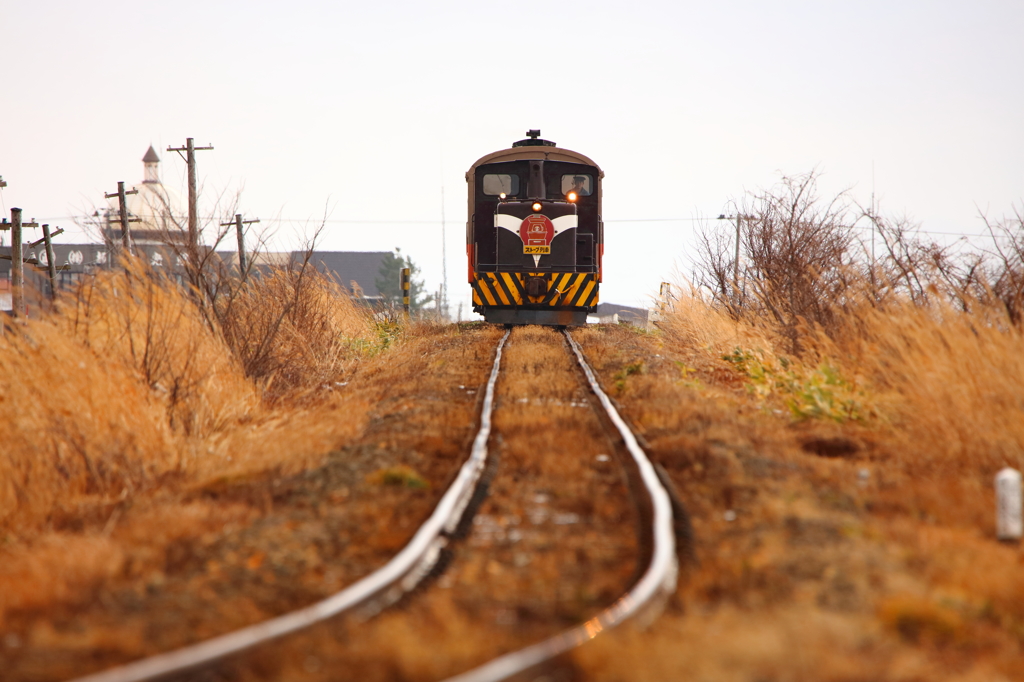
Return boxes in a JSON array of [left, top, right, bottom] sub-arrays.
[[845, 224, 1016, 239], [32, 215, 445, 225], [38, 214, 1020, 241], [604, 217, 708, 222]]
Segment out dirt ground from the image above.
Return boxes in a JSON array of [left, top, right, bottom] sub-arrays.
[[4, 321, 1024, 682], [568, 324, 1024, 682], [0, 324, 505, 681], [190, 325, 643, 681]]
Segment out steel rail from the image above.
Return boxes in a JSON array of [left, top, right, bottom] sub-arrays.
[[68, 328, 513, 682], [440, 329, 679, 682]]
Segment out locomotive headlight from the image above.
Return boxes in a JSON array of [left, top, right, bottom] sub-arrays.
[[532, 202, 543, 212], [499, 192, 507, 201], [566, 191, 578, 202]]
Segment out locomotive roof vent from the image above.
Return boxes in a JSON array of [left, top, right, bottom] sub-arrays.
[[512, 129, 556, 148]]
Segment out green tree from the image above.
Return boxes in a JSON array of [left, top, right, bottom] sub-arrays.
[[376, 247, 433, 312]]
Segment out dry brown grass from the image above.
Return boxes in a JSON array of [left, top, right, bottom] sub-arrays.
[[1, 301, 506, 679], [0, 261, 386, 633], [7, 228, 1024, 680], [1, 264, 374, 534], [216, 267, 375, 403], [826, 299, 1024, 476], [570, 287, 1024, 679], [658, 287, 1024, 519]]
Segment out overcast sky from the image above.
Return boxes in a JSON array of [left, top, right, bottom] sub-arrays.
[[2, 0, 1022, 314]]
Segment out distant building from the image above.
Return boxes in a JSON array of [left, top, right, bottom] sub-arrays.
[[0, 241, 93, 313], [102, 145, 187, 247], [2, 146, 392, 310], [589, 302, 650, 327], [217, 250, 392, 302], [300, 251, 390, 299], [0, 240, 186, 314], [1, 246, 395, 312]]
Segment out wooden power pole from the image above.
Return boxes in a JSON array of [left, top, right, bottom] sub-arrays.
[[31, 224, 65, 301], [167, 138, 213, 261], [5, 208, 38, 318], [734, 214, 742, 291], [219, 214, 259, 281], [105, 181, 139, 257]]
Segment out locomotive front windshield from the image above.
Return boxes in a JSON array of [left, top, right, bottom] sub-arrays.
[[481, 174, 520, 196], [561, 174, 593, 196]]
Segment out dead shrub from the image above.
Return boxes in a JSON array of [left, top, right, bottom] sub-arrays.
[[670, 180, 1024, 524], [695, 174, 1024, 353], [696, 171, 860, 351], [0, 250, 376, 534], [216, 264, 374, 403], [63, 260, 258, 436], [0, 307, 180, 531], [981, 205, 1024, 324]]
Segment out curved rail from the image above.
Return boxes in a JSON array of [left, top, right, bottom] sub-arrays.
[[440, 329, 678, 682], [69, 328, 513, 682]]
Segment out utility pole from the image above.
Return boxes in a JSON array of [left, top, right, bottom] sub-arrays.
[[31, 225, 65, 301], [104, 181, 139, 256], [5, 208, 38, 318], [220, 214, 259, 280], [717, 213, 745, 293], [167, 138, 213, 261], [870, 161, 877, 290], [734, 214, 742, 290], [440, 185, 448, 320]]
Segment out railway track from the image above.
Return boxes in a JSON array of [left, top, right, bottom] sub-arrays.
[[68, 327, 679, 682], [440, 330, 678, 682]]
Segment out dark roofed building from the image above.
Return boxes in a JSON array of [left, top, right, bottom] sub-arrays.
[[217, 250, 391, 300], [294, 251, 390, 299]]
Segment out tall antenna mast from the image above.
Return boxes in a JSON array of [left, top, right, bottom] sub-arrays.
[[441, 184, 448, 319], [439, 136, 448, 320], [871, 161, 876, 273]]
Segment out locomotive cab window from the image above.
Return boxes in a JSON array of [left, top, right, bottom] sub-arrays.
[[561, 174, 593, 197], [482, 174, 520, 196]]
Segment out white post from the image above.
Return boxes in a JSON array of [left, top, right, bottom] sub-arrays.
[[649, 281, 671, 329], [995, 467, 1022, 541]]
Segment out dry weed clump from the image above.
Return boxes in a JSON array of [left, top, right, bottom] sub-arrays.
[[0, 261, 376, 537], [216, 267, 376, 403], [825, 298, 1024, 475], [689, 173, 1024, 480], [658, 286, 1024, 508], [65, 264, 259, 436], [626, 181, 1024, 679], [0, 315, 179, 534]]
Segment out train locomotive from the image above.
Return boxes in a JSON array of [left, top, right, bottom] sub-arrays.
[[467, 131, 603, 326]]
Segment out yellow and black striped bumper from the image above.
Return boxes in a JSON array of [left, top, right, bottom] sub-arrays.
[[472, 272, 599, 309]]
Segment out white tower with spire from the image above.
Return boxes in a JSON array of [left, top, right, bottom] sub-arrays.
[[105, 145, 186, 246], [142, 145, 161, 184]]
